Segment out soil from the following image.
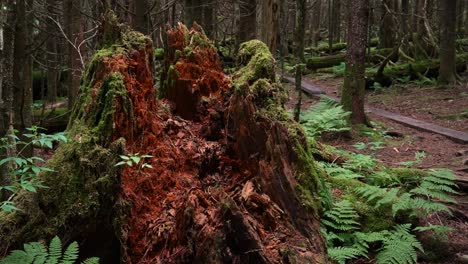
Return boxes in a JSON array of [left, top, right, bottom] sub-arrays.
[[284, 74, 468, 264]]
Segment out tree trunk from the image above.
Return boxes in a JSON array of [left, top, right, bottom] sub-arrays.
[[238, 0, 257, 44], [294, 0, 306, 121], [64, 0, 83, 110], [380, 0, 397, 48], [0, 0, 16, 199], [457, 0, 466, 35], [12, 0, 33, 158], [438, 0, 457, 84], [134, 0, 149, 35], [310, 0, 322, 47], [259, 0, 280, 53], [46, 0, 58, 103], [341, 0, 369, 125], [401, 0, 410, 38], [332, 0, 341, 43], [202, 0, 215, 39]]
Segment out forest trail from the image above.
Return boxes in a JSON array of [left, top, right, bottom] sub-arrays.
[[282, 75, 468, 144]]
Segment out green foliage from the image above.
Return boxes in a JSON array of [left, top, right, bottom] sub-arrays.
[[331, 62, 346, 76], [354, 168, 458, 217], [317, 149, 458, 263], [398, 151, 426, 167], [342, 153, 376, 172], [0, 236, 99, 264], [376, 224, 423, 264], [0, 126, 68, 212], [115, 152, 153, 170], [301, 97, 351, 137]]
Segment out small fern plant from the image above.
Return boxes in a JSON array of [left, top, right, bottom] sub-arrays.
[[354, 169, 458, 217], [301, 96, 351, 138], [0, 236, 99, 264]]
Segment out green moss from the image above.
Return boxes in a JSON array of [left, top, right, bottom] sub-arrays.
[[294, 142, 321, 213], [154, 48, 164, 60], [233, 40, 276, 90]]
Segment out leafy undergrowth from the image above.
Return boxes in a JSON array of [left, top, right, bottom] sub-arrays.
[[300, 99, 460, 263]]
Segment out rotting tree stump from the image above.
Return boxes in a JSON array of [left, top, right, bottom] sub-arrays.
[[0, 15, 327, 264]]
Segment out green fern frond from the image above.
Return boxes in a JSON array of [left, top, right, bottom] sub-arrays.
[[391, 192, 413, 217], [81, 258, 99, 264], [410, 197, 451, 215], [0, 250, 31, 264], [376, 224, 423, 264], [0, 237, 98, 264], [301, 97, 351, 138], [61, 242, 79, 264], [47, 236, 62, 264], [322, 200, 360, 232], [343, 154, 376, 172], [327, 246, 364, 264]]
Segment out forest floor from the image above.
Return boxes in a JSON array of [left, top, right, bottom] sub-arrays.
[[284, 74, 468, 264]]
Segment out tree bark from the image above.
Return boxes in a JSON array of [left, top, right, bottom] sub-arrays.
[[0, 0, 16, 199], [64, 0, 84, 110], [380, 0, 397, 48], [202, 0, 215, 39], [294, 0, 306, 121], [259, 0, 279, 53], [12, 0, 33, 157], [341, 0, 369, 125], [238, 0, 257, 44], [310, 0, 322, 47], [46, 0, 58, 103], [332, 0, 341, 43], [438, 0, 457, 84], [134, 0, 149, 35]]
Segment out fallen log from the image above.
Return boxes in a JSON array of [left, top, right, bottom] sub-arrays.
[[305, 38, 380, 54], [306, 48, 393, 70]]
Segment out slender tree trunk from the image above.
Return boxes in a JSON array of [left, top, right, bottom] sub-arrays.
[[380, 0, 397, 48], [401, 0, 410, 37], [64, 0, 83, 110], [238, 0, 257, 44], [328, 0, 333, 51], [46, 0, 58, 103], [332, 0, 341, 43], [259, 0, 279, 53], [0, 0, 16, 199], [202, 0, 215, 38], [457, 0, 466, 35], [294, 0, 306, 122], [311, 0, 322, 47], [438, 0, 457, 84], [12, 0, 33, 157], [135, 0, 149, 35], [341, 0, 369, 125]]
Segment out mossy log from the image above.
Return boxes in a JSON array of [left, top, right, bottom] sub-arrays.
[[305, 38, 380, 54], [306, 48, 393, 70], [380, 52, 468, 80], [1, 18, 327, 264]]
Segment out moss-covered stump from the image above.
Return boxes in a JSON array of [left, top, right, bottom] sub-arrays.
[[1, 18, 327, 263], [226, 40, 327, 263]]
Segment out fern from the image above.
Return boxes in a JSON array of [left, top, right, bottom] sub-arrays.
[[327, 246, 363, 264], [343, 154, 376, 172], [376, 224, 423, 264], [322, 200, 360, 232], [301, 97, 351, 138], [0, 237, 99, 264]]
